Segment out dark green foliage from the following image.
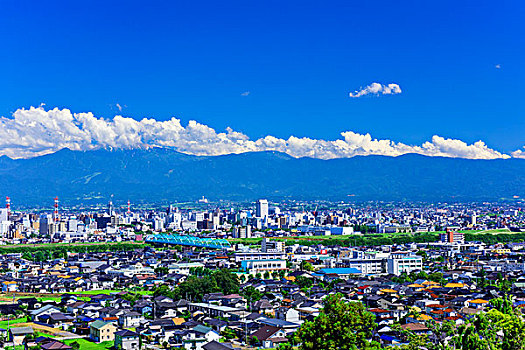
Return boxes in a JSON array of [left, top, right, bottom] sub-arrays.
[[154, 266, 169, 276], [4, 243, 145, 261], [295, 276, 314, 290], [295, 293, 379, 350], [242, 286, 263, 310], [221, 327, 237, 340], [154, 269, 239, 302]]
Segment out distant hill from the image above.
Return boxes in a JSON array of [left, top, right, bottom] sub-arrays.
[[0, 148, 524, 205]]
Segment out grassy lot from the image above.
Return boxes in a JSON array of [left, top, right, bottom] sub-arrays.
[[68, 290, 122, 295], [0, 317, 27, 328], [6, 321, 77, 338], [63, 339, 114, 350], [228, 234, 357, 244], [228, 229, 518, 245], [68, 289, 152, 296], [0, 289, 151, 304], [35, 331, 59, 338], [37, 296, 62, 302], [469, 228, 511, 234], [0, 241, 144, 249]]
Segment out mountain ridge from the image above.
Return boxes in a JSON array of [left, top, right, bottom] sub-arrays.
[[0, 148, 523, 205]]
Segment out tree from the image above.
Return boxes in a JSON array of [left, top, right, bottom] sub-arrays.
[[301, 261, 314, 272], [154, 269, 240, 302], [295, 293, 379, 350], [243, 286, 263, 310], [396, 320, 455, 350], [249, 336, 259, 346], [454, 301, 525, 350], [121, 292, 141, 306], [212, 269, 239, 295], [295, 276, 314, 290], [154, 266, 169, 276], [401, 295, 525, 350], [34, 251, 46, 262], [179, 275, 219, 301], [221, 327, 237, 340]]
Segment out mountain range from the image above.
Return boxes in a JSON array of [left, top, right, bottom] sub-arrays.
[[0, 148, 524, 205]]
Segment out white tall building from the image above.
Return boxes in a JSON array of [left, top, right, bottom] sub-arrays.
[[0, 209, 10, 235], [68, 217, 78, 232], [0, 208, 7, 222], [256, 199, 269, 219]]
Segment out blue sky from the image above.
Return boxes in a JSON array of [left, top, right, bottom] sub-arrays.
[[0, 0, 523, 156]]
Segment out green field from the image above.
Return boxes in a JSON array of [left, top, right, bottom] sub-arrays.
[[228, 228, 523, 247], [469, 228, 511, 234], [228, 234, 358, 244], [37, 296, 62, 302], [0, 317, 27, 328], [63, 339, 113, 350], [67, 289, 152, 296], [35, 331, 59, 338]]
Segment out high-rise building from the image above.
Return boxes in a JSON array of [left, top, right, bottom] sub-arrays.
[[0, 208, 7, 222], [256, 199, 269, 219], [39, 214, 53, 235], [107, 201, 115, 216], [68, 217, 78, 232], [440, 229, 464, 244]]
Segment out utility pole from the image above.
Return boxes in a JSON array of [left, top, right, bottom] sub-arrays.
[[244, 316, 248, 346]]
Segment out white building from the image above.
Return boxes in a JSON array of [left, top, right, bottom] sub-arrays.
[[241, 259, 287, 274], [343, 258, 385, 275], [256, 199, 269, 220], [387, 255, 423, 275], [0, 208, 7, 222]]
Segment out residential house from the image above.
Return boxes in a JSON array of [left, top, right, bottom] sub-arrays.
[[90, 320, 117, 343], [115, 329, 140, 350]]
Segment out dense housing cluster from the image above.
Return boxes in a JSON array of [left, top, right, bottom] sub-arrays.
[[0, 199, 523, 349]]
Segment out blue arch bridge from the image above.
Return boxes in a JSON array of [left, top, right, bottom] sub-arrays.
[[145, 233, 231, 249]]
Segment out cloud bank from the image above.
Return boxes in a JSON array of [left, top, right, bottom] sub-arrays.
[[349, 82, 402, 98], [0, 106, 520, 160]]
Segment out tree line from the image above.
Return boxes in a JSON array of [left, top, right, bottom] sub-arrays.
[[2, 242, 146, 261], [279, 232, 525, 248], [153, 268, 240, 302]]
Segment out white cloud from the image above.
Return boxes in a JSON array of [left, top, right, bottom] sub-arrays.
[[0, 106, 515, 160], [349, 82, 402, 98], [495, 64, 501, 69], [116, 103, 123, 111], [240, 91, 250, 96], [512, 147, 525, 159]]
